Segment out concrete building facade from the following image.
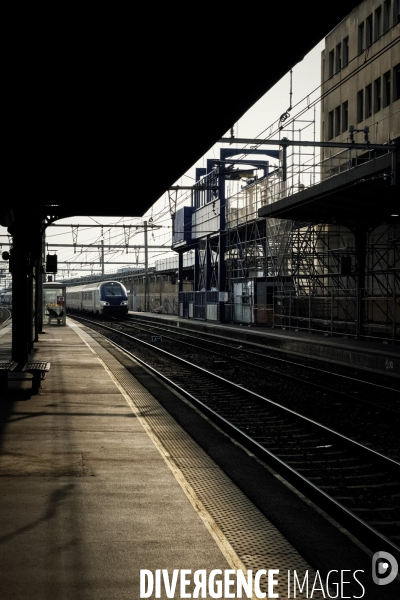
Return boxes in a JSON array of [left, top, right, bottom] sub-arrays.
[[321, 0, 399, 166]]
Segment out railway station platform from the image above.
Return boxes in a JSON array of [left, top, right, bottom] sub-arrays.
[[127, 311, 400, 379], [0, 319, 399, 599]]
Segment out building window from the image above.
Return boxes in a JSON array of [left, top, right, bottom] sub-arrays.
[[335, 42, 342, 72], [374, 6, 382, 40], [383, 0, 391, 32], [343, 36, 349, 66], [328, 111, 334, 140], [383, 70, 391, 106], [365, 83, 373, 118], [342, 101, 348, 132], [357, 90, 364, 122], [335, 106, 341, 136], [374, 77, 382, 112], [358, 22, 365, 53], [366, 14, 373, 46], [328, 49, 334, 78], [394, 63, 400, 100]]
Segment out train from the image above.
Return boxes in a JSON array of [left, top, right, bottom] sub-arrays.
[[0, 290, 12, 306], [66, 280, 129, 318]]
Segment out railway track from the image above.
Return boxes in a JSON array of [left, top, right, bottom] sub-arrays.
[[68, 314, 400, 560], [0, 307, 12, 328], [124, 315, 400, 414], [127, 314, 399, 378], [111, 317, 400, 460]]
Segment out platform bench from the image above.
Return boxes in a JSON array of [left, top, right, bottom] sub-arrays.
[[0, 360, 18, 390], [0, 361, 50, 394], [22, 362, 51, 394]]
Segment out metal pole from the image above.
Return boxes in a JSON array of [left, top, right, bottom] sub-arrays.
[[178, 252, 183, 293], [392, 148, 397, 185], [144, 221, 148, 312], [101, 240, 104, 277], [35, 230, 45, 339], [11, 233, 29, 364], [393, 289, 395, 344], [281, 141, 288, 183], [354, 226, 367, 340], [28, 265, 34, 352]]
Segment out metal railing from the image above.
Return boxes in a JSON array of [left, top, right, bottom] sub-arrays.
[[271, 289, 399, 342]]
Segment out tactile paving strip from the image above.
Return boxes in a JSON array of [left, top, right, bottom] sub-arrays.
[[75, 324, 326, 599]]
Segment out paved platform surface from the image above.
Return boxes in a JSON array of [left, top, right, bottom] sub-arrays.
[[127, 311, 400, 378], [0, 322, 231, 598], [0, 320, 399, 599]]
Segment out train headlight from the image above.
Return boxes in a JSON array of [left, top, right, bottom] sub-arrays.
[[120, 301, 128, 306], [100, 301, 110, 306]]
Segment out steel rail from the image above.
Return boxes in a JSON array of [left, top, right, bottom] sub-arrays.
[[127, 316, 400, 398], [72, 315, 400, 470], [123, 319, 400, 415]]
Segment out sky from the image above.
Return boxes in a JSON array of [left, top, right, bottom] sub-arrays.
[[0, 39, 325, 283]]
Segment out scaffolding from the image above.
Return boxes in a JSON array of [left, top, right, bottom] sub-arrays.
[[224, 118, 399, 342], [226, 206, 398, 341]]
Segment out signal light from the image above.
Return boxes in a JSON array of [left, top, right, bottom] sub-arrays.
[[46, 254, 58, 273]]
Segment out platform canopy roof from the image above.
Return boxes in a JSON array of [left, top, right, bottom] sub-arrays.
[[3, 3, 363, 230], [258, 153, 400, 228]]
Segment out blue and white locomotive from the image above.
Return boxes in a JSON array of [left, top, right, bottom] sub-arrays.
[[66, 280, 129, 317]]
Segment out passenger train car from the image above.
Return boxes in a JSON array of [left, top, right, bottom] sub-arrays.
[[66, 281, 129, 317], [0, 290, 12, 306]]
